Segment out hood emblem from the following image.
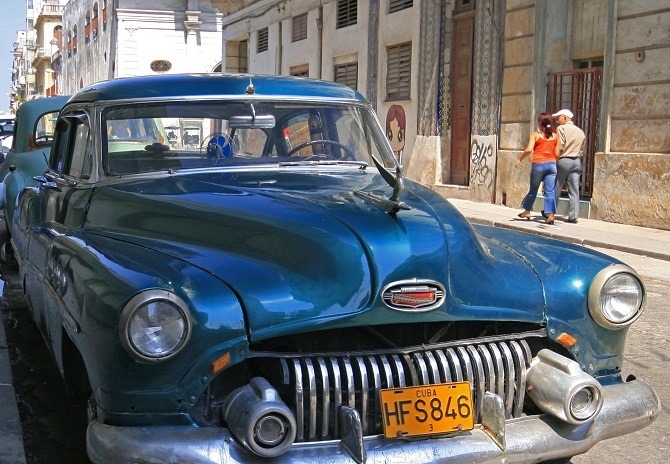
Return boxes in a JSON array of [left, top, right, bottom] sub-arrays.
[[382, 280, 446, 312]]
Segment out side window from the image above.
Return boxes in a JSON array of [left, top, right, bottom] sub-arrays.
[[50, 113, 93, 180], [69, 122, 93, 179], [33, 111, 60, 147]]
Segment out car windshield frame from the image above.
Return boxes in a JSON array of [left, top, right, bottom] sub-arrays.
[[101, 99, 398, 176]]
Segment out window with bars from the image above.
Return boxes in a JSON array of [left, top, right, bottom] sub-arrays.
[[257, 27, 269, 53], [334, 62, 358, 90], [226, 40, 248, 73], [292, 13, 308, 42], [386, 42, 411, 101], [337, 0, 357, 29], [389, 0, 413, 13], [290, 64, 309, 77]]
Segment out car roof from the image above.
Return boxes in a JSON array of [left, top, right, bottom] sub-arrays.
[[12, 96, 70, 153], [67, 73, 367, 105]]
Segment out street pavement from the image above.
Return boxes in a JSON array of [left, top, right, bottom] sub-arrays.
[[0, 199, 668, 464], [450, 198, 670, 261]]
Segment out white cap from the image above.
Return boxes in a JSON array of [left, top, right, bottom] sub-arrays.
[[552, 109, 573, 119]]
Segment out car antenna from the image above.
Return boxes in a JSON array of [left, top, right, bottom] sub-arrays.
[[246, 79, 255, 95]]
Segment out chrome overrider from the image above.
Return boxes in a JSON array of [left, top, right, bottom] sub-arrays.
[[86, 351, 660, 464]]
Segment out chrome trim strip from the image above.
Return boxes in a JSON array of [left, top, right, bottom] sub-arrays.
[[343, 358, 355, 408], [499, 343, 516, 419], [391, 354, 406, 387], [435, 350, 451, 383], [414, 353, 429, 384], [354, 357, 369, 434], [330, 358, 342, 434], [317, 357, 330, 439], [488, 343, 505, 401], [425, 351, 440, 384], [447, 349, 464, 382], [367, 357, 382, 433], [305, 358, 317, 440], [380, 356, 393, 388], [511, 341, 529, 418], [293, 359, 304, 441], [477, 344, 495, 396], [467, 345, 486, 422], [248, 329, 547, 359]]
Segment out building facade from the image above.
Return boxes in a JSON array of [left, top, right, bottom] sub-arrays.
[[221, 0, 669, 229], [9, 0, 66, 110], [9, 0, 670, 230], [56, 0, 225, 94]]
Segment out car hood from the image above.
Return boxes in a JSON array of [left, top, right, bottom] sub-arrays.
[[85, 170, 546, 340]]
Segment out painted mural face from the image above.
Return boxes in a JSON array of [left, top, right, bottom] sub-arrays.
[[386, 104, 406, 163]]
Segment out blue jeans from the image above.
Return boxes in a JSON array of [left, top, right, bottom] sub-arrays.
[[521, 161, 557, 213]]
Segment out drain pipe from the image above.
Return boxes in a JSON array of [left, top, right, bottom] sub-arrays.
[[317, 6, 323, 79]]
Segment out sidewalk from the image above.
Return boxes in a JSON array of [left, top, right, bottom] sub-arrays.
[[449, 198, 670, 262], [0, 299, 26, 464]]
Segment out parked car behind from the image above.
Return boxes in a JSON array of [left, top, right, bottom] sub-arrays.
[[10, 74, 658, 464], [0, 96, 68, 247], [0, 122, 14, 158]]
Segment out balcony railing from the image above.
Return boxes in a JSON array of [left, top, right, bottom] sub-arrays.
[[40, 2, 64, 16]]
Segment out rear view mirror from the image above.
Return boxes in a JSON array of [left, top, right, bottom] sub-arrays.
[[228, 115, 276, 129]]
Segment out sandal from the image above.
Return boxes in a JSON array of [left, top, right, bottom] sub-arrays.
[[545, 213, 555, 225], [517, 212, 531, 220]]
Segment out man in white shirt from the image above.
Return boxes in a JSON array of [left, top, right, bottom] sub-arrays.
[[553, 109, 585, 224]]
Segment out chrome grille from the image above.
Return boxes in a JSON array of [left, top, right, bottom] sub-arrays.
[[277, 338, 532, 442]]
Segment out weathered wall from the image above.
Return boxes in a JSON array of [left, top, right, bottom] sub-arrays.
[[610, 2, 670, 153], [494, 0, 535, 208], [591, 152, 670, 229]]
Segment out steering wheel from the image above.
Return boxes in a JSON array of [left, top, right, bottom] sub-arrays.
[[200, 133, 233, 161], [285, 140, 354, 160]]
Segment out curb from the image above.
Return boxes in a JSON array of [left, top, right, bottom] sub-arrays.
[[467, 217, 670, 262]]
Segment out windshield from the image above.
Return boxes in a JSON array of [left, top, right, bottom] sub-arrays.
[[102, 101, 397, 175]]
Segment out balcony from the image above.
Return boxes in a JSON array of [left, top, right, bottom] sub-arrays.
[[32, 47, 52, 67], [39, 1, 64, 16]]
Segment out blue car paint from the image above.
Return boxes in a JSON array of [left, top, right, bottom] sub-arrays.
[[473, 224, 630, 374], [0, 96, 69, 228]]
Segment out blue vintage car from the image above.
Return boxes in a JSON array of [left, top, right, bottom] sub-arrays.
[[11, 74, 658, 464], [0, 96, 69, 247]]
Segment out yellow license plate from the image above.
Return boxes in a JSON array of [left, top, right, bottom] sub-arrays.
[[379, 382, 474, 438]]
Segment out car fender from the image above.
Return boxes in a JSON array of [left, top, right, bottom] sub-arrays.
[[19, 229, 249, 419]]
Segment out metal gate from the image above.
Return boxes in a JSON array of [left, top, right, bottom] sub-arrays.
[[546, 68, 602, 198]]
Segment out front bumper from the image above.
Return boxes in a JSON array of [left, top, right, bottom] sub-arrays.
[[87, 377, 659, 464]]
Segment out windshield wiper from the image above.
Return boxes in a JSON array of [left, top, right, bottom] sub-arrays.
[[278, 160, 368, 168]]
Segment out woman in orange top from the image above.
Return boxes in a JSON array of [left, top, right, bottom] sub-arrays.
[[515, 112, 558, 224]]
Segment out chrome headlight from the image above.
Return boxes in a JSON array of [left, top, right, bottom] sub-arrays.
[[119, 290, 192, 362], [588, 264, 645, 329]]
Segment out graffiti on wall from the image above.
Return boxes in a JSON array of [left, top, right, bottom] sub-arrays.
[[470, 135, 496, 191], [386, 104, 406, 163]]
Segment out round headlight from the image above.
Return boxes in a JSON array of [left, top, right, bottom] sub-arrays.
[[119, 291, 191, 362], [588, 265, 645, 329]]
